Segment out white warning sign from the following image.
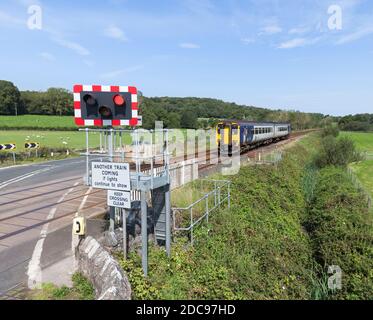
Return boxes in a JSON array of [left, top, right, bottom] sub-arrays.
[[91, 162, 130, 191], [107, 190, 131, 209]]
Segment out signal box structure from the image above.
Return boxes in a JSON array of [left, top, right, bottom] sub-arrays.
[[73, 85, 139, 127]]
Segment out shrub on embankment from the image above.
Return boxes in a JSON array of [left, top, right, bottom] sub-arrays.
[[129, 141, 317, 299], [314, 135, 362, 168], [119, 133, 372, 300], [305, 166, 373, 299]]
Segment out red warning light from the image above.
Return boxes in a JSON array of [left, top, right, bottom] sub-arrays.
[[113, 94, 125, 106]]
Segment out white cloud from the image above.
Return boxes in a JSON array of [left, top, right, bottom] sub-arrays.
[[259, 24, 282, 35], [39, 52, 56, 62], [179, 42, 200, 49], [336, 26, 373, 44], [52, 38, 91, 56], [241, 38, 255, 44], [100, 65, 144, 79], [278, 38, 307, 49], [104, 25, 128, 42], [278, 37, 320, 49], [289, 27, 309, 35]]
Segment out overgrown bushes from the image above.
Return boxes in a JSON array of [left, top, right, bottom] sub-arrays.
[[120, 142, 317, 299], [314, 128, 361, 168], [116, 133, 372, 300], [305, 167, 373, 299], [321, 126, 339, 138]]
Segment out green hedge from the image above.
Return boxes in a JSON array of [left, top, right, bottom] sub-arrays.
[[307, 166, 373, 299]]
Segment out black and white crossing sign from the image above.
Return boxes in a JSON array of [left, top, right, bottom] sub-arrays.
[[0, 143, 16, 151], [107, 190, 131, 209], [91, 162, 130, 191], [25, 142, 39, 149]]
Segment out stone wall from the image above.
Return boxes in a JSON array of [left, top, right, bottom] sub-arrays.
[[76, 236, 131, 300]]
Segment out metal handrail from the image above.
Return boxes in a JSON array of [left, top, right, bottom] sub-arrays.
[[172, 179, 231, 244]]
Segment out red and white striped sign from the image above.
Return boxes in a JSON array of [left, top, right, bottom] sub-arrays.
[[73, 84, 139, 127]]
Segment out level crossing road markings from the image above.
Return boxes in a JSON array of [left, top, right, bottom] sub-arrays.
[[27, 180, 80, 289]]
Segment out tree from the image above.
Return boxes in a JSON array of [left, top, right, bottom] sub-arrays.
[[0, 80, 24, 115], [45, 88, 73, 116], [180, 110, 197, 129], [164, 112, 181, 128]]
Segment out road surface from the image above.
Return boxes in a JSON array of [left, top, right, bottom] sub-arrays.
[[0, 157, 107, 297]]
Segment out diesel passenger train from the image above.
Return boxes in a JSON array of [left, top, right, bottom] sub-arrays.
[[216, 120, 291, 154]]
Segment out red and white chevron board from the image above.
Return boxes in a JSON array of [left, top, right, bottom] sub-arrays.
[[73, 84, 139, 127]]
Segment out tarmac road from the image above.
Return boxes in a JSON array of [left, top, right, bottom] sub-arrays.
[[0, 157, 107, 297]]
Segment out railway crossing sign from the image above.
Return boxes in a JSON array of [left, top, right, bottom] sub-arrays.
[[91, 161, 131, 191], [73, 84, 139, 127], [107, 190, 131, 209], [0, 143, 16, 151], [25, 142, 39, 149]]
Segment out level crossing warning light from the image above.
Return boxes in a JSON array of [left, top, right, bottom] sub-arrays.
[[73, 85, 139, 127]]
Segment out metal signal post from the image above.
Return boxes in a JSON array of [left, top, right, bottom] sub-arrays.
[[74, 84, 171, 276]]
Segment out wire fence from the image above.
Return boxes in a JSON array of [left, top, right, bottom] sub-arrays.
[[346, 167, 372, 209], [363, 151, 373, 161]]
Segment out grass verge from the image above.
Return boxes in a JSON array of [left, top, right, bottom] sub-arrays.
[[27, 273, 94, 300]]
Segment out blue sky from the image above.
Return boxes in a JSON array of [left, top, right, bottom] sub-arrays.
[[0, 0, 372, 116]]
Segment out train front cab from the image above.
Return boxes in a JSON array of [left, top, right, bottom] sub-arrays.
[[217, 122, 240, 155]]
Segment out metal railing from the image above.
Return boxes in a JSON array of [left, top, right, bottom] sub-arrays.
[[79, 128, 171, 189], [248, 149, 283, 165], [172, 179, 231, 245]]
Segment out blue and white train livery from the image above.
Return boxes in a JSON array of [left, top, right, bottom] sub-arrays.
[[216, 120, 291, 154]]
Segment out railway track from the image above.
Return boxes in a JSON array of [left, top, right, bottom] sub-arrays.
[[0, 130, 311, 245]]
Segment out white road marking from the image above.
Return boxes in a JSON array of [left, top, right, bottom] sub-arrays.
[[0, 158, 87, 190], [75, 187, 93, 217], [0, 168, 54, 190], [71, 187, 93, 272], [27, 181, 80, 289]]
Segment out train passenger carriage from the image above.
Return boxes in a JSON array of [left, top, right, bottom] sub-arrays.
[[216, 120, 291, 154]]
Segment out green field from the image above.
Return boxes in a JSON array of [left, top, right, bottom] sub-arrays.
[[340, 131, 373, 153], [343, 131, 373, 196], [0, 115, 76, 130], [0, 130, 99, 150]]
